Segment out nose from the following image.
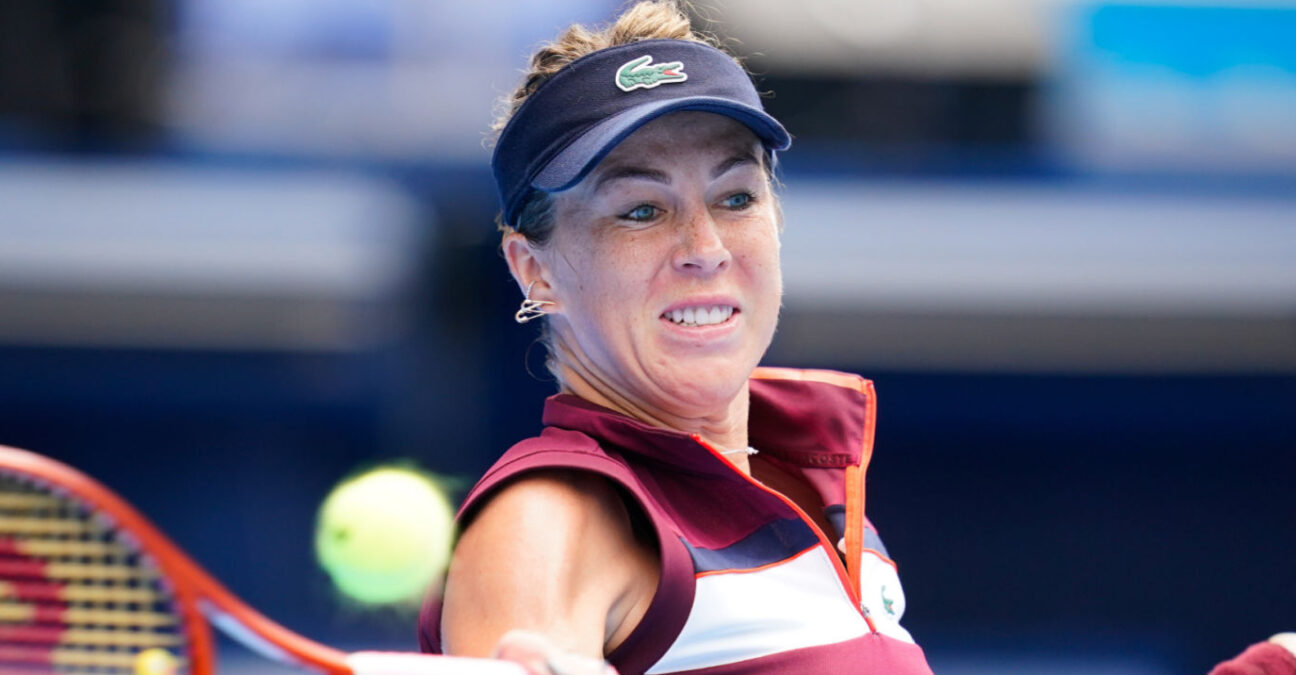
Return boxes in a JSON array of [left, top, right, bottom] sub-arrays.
[[673, 209, 731, 275]]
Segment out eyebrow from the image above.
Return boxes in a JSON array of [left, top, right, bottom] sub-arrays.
[[590, 149, 763, 195], [711, 151, 761, 179], [591, 165, 671, 195]]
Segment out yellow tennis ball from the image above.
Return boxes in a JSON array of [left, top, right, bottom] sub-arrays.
[[314, 465, 456, 605], [134, 648, 178, 675]]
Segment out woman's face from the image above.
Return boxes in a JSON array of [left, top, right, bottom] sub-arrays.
[[526, 111, 783, 421]]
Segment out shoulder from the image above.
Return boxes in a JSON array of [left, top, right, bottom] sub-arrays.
[[455, 468, 643, 592], [465, 468, 636, 536], [460, 427, 638, 524], [442, 467, 658, 658]]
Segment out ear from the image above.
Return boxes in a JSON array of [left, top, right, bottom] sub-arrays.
[[502, 232, 558, 308]]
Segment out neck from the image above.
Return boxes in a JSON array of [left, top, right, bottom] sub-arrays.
[[713, 444, 757, 475], [554, 361, 752, 471]]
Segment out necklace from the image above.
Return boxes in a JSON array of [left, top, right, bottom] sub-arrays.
[[718, 446, 759, 457]]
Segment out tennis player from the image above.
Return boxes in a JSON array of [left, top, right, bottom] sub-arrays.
[[415, 2, 1296, 674], [417, 2, 933, 674]]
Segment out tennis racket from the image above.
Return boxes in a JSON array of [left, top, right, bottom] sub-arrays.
[[0, 444, 524, 675]]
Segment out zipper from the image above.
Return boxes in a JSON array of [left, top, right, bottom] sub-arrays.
[[692, 434, 878, 633]]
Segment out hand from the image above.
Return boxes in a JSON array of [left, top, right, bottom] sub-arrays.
[[492, 630, 618, 675]]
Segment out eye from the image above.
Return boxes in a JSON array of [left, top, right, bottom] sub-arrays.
[[721, 192, 753, 210], [621, 204, 660, 222]]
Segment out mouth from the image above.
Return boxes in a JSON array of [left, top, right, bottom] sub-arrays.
[[661, 304, 737, 328]]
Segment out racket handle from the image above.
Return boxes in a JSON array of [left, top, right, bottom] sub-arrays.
[[347, 652, 529, 675]]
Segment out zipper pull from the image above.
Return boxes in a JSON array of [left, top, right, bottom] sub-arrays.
[[860, 593, 879, 633]]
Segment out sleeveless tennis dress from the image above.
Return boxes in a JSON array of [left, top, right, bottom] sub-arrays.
[[420, 368, 934, 675]]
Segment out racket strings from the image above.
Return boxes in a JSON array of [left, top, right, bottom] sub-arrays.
[[0, 476, 189, 673]]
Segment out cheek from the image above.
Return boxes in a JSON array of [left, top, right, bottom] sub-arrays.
[[737, 226, 782, 279], [590, 231, 669, 287], [561, 245, 652, 325]]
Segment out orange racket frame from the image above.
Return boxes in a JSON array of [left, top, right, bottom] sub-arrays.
[[0, 445, 524, 675]]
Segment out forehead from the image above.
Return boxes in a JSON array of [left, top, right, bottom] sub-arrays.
[[596, 111, 764, 170]]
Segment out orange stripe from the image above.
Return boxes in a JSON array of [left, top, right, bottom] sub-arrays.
[[750, 368, 880, 632], [855, 380, 879, 631], [844, 465, 863, 598], [693, 544, 819, 579], [862, 547, 897, 570], [751, 366, 865, 390], [693, 435, 863, 610]]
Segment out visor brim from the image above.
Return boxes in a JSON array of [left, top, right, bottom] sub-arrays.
[[532, 97, 792, 193]]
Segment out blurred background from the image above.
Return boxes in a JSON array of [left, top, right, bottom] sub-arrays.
[[0, 0, 1292, 672]]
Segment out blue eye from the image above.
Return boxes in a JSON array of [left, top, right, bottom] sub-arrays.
[[623, 204, 659, 221], [723, 192, 752, 209]]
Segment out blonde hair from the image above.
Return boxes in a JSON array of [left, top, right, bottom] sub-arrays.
[[492, 1, 722, 143], [494, 1, 731, 244]]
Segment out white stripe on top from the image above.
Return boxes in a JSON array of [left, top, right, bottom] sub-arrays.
[[646, 546, 870, 674]]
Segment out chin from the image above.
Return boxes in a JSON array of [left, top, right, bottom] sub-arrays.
[[656, 360, 754, 413]]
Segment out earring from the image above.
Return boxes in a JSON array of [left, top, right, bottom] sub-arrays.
[[514, 281, 554, 324]]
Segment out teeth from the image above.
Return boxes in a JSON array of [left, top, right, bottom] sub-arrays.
[[665, 305, 734, 327]]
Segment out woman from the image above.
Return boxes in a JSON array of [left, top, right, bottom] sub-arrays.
[[418, 3, 934, 673], [418, 3, 1296, 674]]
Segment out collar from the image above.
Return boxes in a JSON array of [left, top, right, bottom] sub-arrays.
[[540, 367, 874, 475]]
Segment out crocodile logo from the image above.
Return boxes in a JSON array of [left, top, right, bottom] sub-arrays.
[[615, 55, 687, 92], [881, 585, 897, 616]]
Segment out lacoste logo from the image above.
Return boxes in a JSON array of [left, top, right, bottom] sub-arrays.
[[881, 585, 896, 616], [615, 55, 687, 92]]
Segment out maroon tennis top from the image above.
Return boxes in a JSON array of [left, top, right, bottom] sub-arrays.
[[421, 367, 933, 675]]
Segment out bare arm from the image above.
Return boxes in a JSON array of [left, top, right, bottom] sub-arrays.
[[441, 470, 659, 661]]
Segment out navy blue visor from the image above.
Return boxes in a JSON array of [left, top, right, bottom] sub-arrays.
[[492, 38, 791, 229]]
